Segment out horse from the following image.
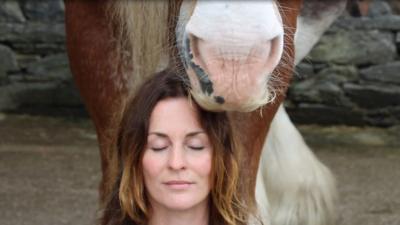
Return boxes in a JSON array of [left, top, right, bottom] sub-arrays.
[[65, 1, 352, 224]]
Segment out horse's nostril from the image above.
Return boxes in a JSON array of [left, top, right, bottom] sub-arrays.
[[182, 33, 201, 67], [187, 33, 199, 56], [267, 35, 284, 71]]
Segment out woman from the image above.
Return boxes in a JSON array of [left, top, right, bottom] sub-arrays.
[[100, 69, 253, 225]]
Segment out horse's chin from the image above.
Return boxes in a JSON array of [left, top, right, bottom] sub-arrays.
[[190, 90, 272, 112], [187, 70, 273, 112]]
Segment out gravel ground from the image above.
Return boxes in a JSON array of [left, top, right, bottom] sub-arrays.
[[0, 114, 399, 225]]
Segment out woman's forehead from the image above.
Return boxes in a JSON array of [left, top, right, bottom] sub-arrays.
[[147, 131, 206, 138], [149, 97, 203, 132]]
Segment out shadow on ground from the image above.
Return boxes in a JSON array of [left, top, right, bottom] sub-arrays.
[[0, 114, 399, 225]]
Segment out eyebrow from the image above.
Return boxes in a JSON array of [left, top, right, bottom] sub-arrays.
[[148, 131, 206, 138]]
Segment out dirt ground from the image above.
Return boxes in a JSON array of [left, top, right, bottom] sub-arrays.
[[0, 113, 399, 225]]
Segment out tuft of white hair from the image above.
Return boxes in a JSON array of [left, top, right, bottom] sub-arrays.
[[256, 105, 337, 225]]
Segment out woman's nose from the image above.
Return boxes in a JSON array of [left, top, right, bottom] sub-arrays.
[[167, 147, 187, 170]]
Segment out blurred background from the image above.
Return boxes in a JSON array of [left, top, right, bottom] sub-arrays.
[[0, 1, 399, 225]]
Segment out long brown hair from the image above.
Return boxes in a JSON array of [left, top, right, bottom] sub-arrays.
[[100, 69, 250, 225]]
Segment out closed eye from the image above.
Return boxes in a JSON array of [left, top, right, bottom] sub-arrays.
[[188, 146, 204, 150], [151, 146, 168, 151]]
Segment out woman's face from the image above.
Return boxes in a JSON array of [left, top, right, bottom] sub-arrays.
[[142, 97, 212, 211]]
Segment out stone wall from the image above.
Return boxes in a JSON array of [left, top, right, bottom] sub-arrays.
[[0, 0, 83, 116], [287, 1, 400, 127], [0, 1, 399, 125]]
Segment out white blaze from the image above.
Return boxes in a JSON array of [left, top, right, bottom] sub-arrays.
[[186, 1, 283, 49]]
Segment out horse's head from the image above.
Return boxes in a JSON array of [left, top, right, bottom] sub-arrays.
[[109, 0, 302, 112], [176, 0, 302, 111]]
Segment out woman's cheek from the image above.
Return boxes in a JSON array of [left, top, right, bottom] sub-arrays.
[[142, 150, 166, 177], [191, 150, 212, 176]]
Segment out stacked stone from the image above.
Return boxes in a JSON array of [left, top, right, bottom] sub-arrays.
[[0, 0, 82, 116], [288, 1, 400, 127]]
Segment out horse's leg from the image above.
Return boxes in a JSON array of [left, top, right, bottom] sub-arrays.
[[259, 105, 337, 225], [255, 2, 348, 224], [65, 0, 124, 204], [254, 161, 271, 223]]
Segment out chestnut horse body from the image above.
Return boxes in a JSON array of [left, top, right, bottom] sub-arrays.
[[65, 1, 348, 224]]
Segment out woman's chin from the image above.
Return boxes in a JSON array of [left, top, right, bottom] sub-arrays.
[[152, 193, 209, 212]]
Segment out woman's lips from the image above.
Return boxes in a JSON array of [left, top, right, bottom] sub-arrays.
[[163, 180, 194, 190]]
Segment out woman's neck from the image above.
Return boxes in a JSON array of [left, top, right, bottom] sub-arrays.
[[147, 200, 209, 225]]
